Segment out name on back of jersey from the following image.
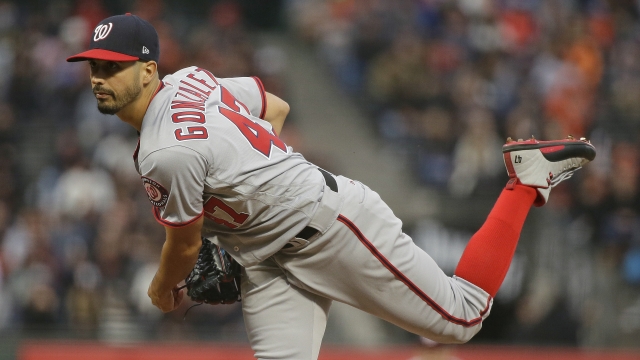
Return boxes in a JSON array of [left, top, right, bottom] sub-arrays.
[[170, 67, 219, 142]]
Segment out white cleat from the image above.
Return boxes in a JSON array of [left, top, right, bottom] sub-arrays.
[[502, 136, 596, 207]]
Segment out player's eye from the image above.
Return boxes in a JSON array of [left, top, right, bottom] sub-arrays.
[[107, 62, 119, 70]]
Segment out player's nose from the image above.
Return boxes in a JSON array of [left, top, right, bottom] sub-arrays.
[[89, 66, 107, 85], [90, 73, 105, 87]]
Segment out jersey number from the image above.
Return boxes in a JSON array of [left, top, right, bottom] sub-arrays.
[[203, 196, 248, 229], [219, 107, 286, 158]]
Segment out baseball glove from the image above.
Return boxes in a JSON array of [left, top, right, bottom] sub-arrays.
[[183, 238, 242, 305]]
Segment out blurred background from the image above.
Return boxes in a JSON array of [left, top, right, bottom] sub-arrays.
[[1, 0, 640, 359]]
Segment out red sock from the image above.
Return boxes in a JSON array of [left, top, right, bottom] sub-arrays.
[[454, 184, 536, 297]]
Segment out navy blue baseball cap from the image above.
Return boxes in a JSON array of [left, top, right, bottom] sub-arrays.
[[67, 13, 159, 63]]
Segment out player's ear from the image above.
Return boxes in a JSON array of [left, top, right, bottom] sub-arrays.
[[140, 60, 158, 86]]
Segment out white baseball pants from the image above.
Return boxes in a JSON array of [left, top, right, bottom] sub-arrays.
[[241, 176, 492, 360]]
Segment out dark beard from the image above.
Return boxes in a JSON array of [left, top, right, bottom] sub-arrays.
[[95, 79, 142, 115]]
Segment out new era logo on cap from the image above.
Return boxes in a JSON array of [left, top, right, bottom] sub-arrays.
[[66, 13, 159, 63]]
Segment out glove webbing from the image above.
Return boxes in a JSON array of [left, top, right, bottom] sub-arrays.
[[184, 239, 241, 305]]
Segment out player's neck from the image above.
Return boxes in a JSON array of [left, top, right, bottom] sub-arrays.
[[116, 77, 161, 132]]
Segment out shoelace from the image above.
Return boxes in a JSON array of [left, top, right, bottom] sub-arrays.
[[550, 166, 581, 187]]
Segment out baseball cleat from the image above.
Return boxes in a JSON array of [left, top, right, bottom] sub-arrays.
[[502, 136, 596, 207]]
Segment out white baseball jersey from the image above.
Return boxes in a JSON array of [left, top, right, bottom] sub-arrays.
[[135, 66, 492, 360], [135, 66, 339, 267]]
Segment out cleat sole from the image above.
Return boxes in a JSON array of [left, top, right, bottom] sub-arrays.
[[502, 139, 596, 162]]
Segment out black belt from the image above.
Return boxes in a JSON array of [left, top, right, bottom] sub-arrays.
[[318, 168, 338, 193], [289, 168, 338, 244]]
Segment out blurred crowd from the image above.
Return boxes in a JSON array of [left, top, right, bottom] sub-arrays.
[[291, 0, 640, 348], [1, 0, 640, 351], [0, 0, 287, 343]]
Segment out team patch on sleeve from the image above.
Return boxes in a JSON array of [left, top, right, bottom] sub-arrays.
[[142, 177, 169, 207]]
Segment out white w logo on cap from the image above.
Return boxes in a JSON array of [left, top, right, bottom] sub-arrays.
[[93, 23, 113, 42]]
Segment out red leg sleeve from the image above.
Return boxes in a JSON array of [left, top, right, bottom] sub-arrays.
[[454, 184, 536, 297]]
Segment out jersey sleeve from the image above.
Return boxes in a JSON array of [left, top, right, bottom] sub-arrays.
[[218, 76, 267, 119], [138, 146, 208, 228]]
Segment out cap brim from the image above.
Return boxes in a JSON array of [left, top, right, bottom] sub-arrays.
[[66, 49, 139, 62]]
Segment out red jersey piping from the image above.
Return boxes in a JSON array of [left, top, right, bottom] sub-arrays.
[[153, 207, 204, 228], [336, 214, 491, 327], [252, 76, 267, 119]]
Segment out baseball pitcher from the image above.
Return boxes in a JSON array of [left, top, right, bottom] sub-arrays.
[[67, 14, 596, 360]]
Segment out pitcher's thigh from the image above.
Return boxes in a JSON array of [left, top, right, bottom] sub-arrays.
[[275, 190, 491, 343], [242, 258, 332, 360]]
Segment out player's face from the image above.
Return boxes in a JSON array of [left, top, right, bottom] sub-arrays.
[[89, 60, 142, 115]]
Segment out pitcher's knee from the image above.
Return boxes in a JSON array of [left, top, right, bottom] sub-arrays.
[[418, 324, 482, 344], [446, 327, 481, 344]]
